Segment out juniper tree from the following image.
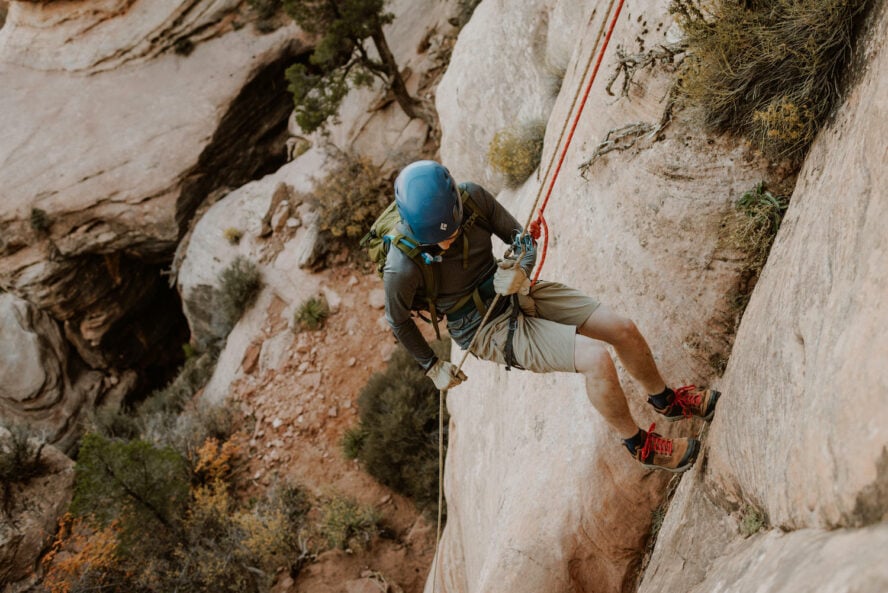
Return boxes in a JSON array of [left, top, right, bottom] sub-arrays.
[[281, 0, 428, 132]]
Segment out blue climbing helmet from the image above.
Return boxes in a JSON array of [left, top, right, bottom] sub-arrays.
[[394, 160, 463, 244]]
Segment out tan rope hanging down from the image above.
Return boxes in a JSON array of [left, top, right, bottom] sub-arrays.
[[431, 0, 628, 590]]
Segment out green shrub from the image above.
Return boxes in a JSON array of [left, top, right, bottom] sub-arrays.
[[724, 182, 789, 279], [350, 341, 450, 516], [340, 426, 367, 460], [714, 183, 789, 365], [218, 256, 262, 332], [303, 153, 391, 252], [739, 503, 768, 537], [30, 207, 50, 234], [294, 295, 330, 331], [671, 0, 873, 162], [318, 495, 380, 551], [487, 120, 546, 188]]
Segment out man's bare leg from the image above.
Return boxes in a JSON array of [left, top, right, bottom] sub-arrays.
[[573, 331, 702, 472], [578, 305, 666, 396], [573, 333, 638, 439]]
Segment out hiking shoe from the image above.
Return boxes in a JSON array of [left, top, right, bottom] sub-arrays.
[[625, 423, 700, 473], [650, 385, 721, 422]]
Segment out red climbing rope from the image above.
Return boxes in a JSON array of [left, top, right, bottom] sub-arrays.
[[527, 0, 627, 285], [441, 10, 630, 591]]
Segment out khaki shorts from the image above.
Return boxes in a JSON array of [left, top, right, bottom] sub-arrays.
[[469, 281, 600, 373]]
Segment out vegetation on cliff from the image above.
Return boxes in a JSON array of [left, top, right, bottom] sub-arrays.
[[672, 0, 873, 163]]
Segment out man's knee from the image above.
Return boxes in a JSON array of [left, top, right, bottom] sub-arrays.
[[580, 306, 640, 346], [610, 315, 640, 345], [574, 335, 613, 374]]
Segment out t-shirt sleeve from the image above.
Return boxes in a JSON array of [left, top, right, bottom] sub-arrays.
[[383, 250, 437, 369], [462, 182, 522, 245]]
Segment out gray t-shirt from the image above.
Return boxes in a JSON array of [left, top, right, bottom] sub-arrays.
[[383, 183, 522, 368]]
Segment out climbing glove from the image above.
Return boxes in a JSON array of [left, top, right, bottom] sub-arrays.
[[426, 358, 468, 391], [494, 258, 530, 296]]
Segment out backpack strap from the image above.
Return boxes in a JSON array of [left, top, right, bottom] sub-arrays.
[[392, 233, 443, 340], [456, 186, 489, 271]]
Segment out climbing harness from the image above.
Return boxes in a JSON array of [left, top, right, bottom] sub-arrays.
[[432, 0, 628, 589]]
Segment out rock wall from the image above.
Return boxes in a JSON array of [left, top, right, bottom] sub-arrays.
[[638, 5, 888, 593], [0, 0, 308, 444], [426, 0, 885, 590]]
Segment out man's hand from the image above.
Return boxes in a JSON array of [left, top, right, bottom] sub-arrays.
[[426, 359, 468, 391], [494, 259, 530, 295]]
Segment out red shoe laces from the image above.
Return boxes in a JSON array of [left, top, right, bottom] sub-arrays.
[[639, 423, 672, 460], [673, 385, 702, 417]]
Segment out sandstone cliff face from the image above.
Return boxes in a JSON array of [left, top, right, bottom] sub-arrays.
[[429, 0, 886, 592], [3, 0, 886, 591], [637, 6, 888, 592], [431, 0, 765, 590], [0, 0, 307, 444]]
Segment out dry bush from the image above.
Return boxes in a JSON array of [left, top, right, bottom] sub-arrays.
[[174, 481, 299, 593], [218, 256, 263, 332], [347, 341, 450, 516], [42, 516, 138, 593], [304, 152, 392, 253], [58, 428, 310, 593], [672, 0, 872, 162], [317, 495, 380, 551], [487, 120, 546, 188], [0, 424, 48, 512]]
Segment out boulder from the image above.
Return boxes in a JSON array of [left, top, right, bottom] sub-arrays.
[[0, 292, 107, 452]]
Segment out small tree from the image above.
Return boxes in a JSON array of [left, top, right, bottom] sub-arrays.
[[71, 434, 190, 551], [282, 0, 428, 132]]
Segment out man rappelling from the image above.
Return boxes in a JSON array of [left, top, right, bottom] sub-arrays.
[[381, 160, 719, 472]]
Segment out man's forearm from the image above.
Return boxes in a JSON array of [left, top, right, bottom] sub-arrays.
[[390, 318, 437, 369]]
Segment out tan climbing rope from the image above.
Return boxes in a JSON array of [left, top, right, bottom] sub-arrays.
[[431, 0, 628, 590]]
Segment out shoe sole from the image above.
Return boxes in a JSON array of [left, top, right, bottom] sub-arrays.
[[662, 389, 722, 423], [640, 438, 700, 473]]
